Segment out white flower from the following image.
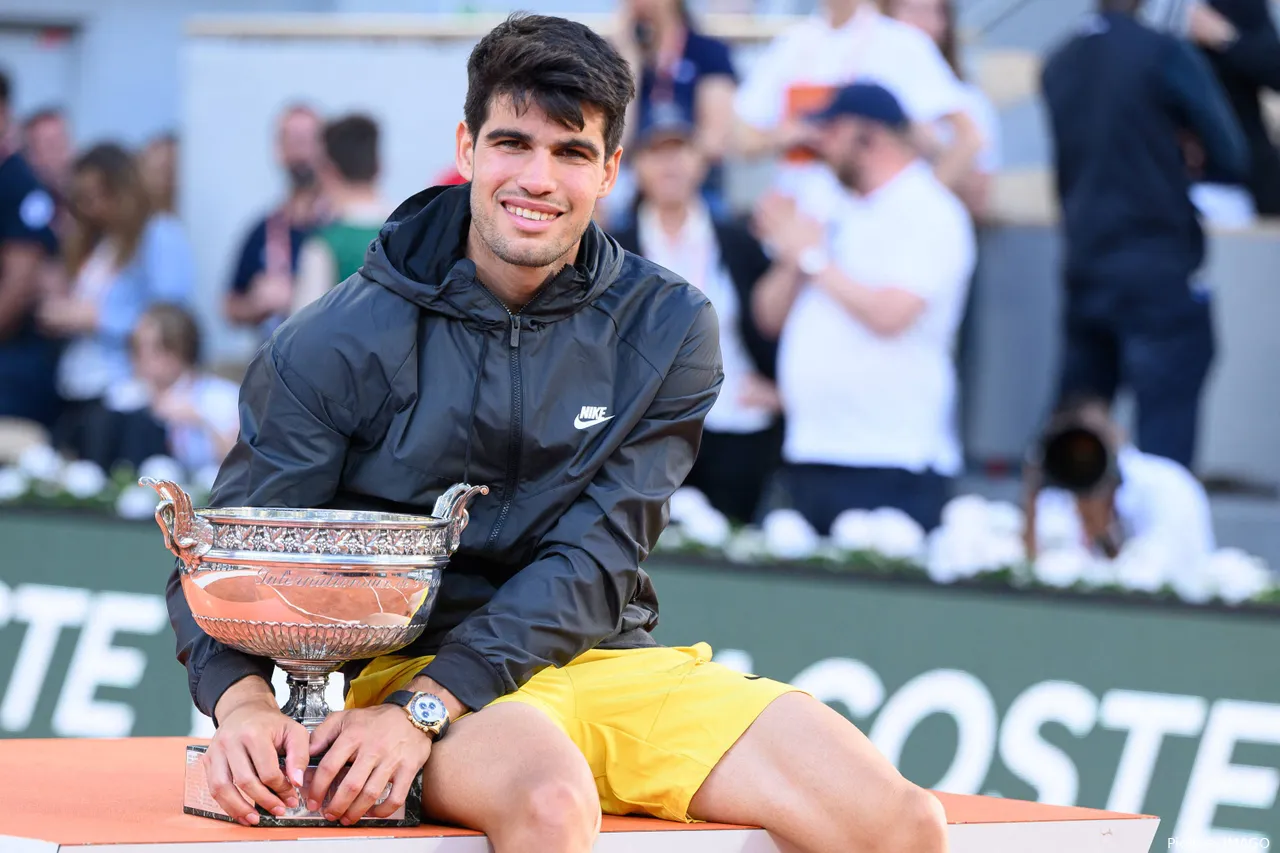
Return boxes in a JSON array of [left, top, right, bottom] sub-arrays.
[[1170, 568, 1216, 605], [17, 443, 63, 481], [1078, 556, 1118, 589], [682, 505, 732, 549], [830, 509, 875, 552], [669, 487, 711, 526], [1209, 548, 1274, 605], [117, 485, 159, 520], [926, 526, 991, 583], [194, 464, 221, 497], [984, 501, 1025, 538], [865, 508, 925, 561], [762, 509, 819, 561], [723, 528, 770, 563], [137, 455, 186, 487], [980, 532, 1027, 572], [1113, 537, 1174, 594], [0, 467, 29, 501], [941, 494, 989, 532], [1033, 548, 1090, 588], [60, 460, 107, 500]]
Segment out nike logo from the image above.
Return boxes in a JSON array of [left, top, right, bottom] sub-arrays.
[[574, 405, 615, 430]]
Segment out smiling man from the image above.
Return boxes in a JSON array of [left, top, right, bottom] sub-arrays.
[[166, 14, 948, 853]]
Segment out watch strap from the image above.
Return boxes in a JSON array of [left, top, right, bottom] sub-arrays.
[[382, 690, 450, 741], [382, 690, 415, 708]]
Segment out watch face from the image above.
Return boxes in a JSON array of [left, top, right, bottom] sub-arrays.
[[408, 693, 447, 726]]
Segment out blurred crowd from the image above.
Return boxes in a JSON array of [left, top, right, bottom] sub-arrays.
[[2, 0, 1278, 579]]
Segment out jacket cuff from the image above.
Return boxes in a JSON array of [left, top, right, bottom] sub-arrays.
[[419, 643, 507, 712], [195, 649, 275, 725]]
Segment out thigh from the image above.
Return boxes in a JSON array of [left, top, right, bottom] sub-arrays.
[[689, 692, 942, 852], [421, 701, 599, 833]]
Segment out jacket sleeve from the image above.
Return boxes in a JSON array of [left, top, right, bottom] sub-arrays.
[[1214, 0, 1280, 90], [1163, 40, 1251, 183], [421, 301, 724, 711], [166, 341, 357, 721]]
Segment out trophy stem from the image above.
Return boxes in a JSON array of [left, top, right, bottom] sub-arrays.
[[277, 663, 333, 731]]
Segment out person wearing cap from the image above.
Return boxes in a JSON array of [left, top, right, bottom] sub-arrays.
[[610, 117, 782, 524], [751, 82, 976, 534]]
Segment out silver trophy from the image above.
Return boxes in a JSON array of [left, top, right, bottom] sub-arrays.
[[141, 477, 488, 828]]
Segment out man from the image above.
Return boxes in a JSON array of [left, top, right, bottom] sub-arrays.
[[1041, 0, 1248, 470], [290, 113, 394, 315], [610, 117, 782, 525], [733, 0, 982, 218], [20, 107, 71, 216], [0, 70, 60, 428], [169, 15, 948, 853], [752, 82, 976, 534], [1022, 394, 1215, 578], [223, 103, 326, 337]]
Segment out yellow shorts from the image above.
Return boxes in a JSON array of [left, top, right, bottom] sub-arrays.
[[344, 642, 800, 823]]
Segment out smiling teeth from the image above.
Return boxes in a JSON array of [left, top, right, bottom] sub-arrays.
[[506, 205, 557, 221]]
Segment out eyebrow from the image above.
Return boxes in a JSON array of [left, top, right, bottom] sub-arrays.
[[484, 127, 601, 160]]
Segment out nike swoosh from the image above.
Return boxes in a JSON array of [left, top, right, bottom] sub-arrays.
[[574, 415, 615, 430]]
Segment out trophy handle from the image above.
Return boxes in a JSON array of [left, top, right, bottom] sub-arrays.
[[139, 477, 214, 563], [432, 483, 490, 552]]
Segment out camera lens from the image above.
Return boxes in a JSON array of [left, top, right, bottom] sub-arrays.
[[1042, 426, 1110, 492]]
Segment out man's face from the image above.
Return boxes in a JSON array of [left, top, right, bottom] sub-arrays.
[[130, 317, 184, 389], [634, 135, 703, 209], [457, 95, 621, 271], [277, 110, 322, 176], [25, 116, 71, 191], [817, 116, 871, 191]]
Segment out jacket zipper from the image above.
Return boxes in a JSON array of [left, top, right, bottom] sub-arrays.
[[485, 312, 522, 548]]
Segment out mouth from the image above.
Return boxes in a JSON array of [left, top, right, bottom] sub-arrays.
[[501, 200, 564, 231]]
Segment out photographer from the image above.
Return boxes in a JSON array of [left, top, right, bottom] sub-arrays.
[[1022, 395, 1215, 565]]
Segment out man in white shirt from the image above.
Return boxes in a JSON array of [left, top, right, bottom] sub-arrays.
[[733, 0, 982, 220], [753, 82, 976, 534]]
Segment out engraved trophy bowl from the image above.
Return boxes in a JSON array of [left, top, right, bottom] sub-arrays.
[[140, 477, 488, 827]]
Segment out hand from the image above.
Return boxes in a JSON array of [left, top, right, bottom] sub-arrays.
[[36, 296, 97, 336], [738, 373, 781, 413], [1189, 1, 1237, 49], [151, 390, 204, 428], [776, 119, 820, 154], [250, 272, 294, 315], [204, 683, 310, 826], [753, 193, 823, 265], [307, 705, 433, 825]]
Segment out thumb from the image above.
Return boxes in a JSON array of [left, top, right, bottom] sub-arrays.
[[282, 722, 310, 789], [308, 711, 344, 757]]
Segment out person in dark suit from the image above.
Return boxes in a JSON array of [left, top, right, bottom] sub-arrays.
[[1041, 0, 1248, 470], [611, 118, 782, 524]]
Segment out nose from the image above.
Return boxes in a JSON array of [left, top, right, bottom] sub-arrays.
[[516, 148, 557, 196]]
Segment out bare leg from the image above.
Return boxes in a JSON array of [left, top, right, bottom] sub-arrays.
[[421, 702, 601, 853], [689, 693, 948, 853]]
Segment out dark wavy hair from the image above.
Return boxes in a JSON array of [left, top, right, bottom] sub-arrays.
[[464, 13, 636, 156]]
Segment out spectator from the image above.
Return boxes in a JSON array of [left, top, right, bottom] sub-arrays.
[[611, 118, 781, 524], [881, 0, 1002, 220], [290, 114, 393, 314], [21, 107, 71, 208], [1023, 393, 1215, 573], [1041, 0, 1248, 470], [734, 0, 982, 222], [751, 83, 976, 533], [94, 303, 239, 474], [37, 142, 195, 460], [223, 103, 325, 337], [139, 131, 179, 216], [0, 70, 60, 429], [610, 0, 738, 225]]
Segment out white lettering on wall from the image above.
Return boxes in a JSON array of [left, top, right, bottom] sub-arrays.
[[1177, 700, 1280, 845], [1000, 680, 1098, 805], [1101, 690, 1208, 814], [791, 657, 885, 720], [0, 585, 91, 731]]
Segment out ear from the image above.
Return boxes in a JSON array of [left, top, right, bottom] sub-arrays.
[[455, 120, 475, 182], [597, 144, 625, 199]]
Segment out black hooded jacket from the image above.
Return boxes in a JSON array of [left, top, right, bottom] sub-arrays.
[[166, 183, 723, 719]]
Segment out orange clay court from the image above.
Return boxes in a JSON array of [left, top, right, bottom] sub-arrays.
[[1, 738, 1159, 852]]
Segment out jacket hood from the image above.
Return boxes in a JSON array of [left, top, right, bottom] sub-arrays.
[[360, 182, 625, 324]]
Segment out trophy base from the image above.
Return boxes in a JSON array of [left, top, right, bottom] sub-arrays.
[[184, 745, 423, 827]]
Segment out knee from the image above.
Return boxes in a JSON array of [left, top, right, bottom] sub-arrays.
[[876, 786, 948, 853], [509, 776, 600, 843]]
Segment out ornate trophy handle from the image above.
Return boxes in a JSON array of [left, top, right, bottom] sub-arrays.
[[432, 483, 490, 552], [139, 477, 214, 564]]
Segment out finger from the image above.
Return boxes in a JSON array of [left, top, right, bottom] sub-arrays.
[[309, 710, 345, 757], [370, 764, 419, 819], [281, 721, 310, 793], [340, 759, 395, 825], [326, 752, 379, 824], [308, 735, 357, 813], [204, 746, 259, 826], [246, 735, 295, 812], [226, 741, 287, 818]]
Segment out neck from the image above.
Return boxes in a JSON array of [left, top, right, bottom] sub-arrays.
[[466, 222, 576, 312], [652, 7, 687, 54], [826, 0, 865, 28], [329, 183, 381, 213], [285, 191, 316, 223], [856, 152, 913, 195], [654, 202, 692, 237]]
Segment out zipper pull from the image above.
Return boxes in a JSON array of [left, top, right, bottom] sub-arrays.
[[510, 315, 521, 348]]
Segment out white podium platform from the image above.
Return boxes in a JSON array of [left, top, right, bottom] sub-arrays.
[[0, 738, 1160, 852]]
